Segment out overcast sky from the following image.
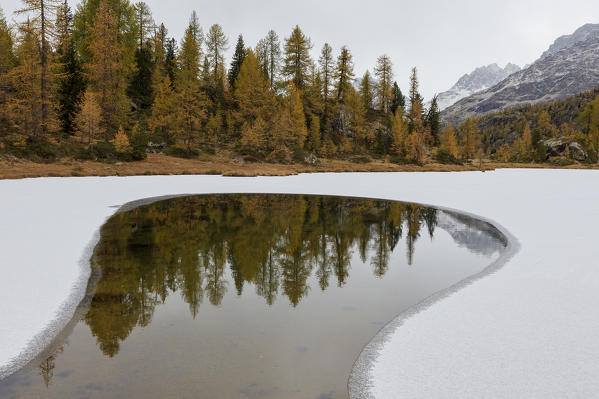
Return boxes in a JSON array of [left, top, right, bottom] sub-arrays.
[[2, 0, 599, 99]]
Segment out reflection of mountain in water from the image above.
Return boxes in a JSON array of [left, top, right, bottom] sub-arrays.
[[436, 211, 507, 257]]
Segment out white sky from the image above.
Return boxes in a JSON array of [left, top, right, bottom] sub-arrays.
[[2, 0, 599, 100]]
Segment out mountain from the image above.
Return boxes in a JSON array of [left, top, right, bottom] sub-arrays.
[[436, 63, 521, 110], [540, 23, 599, 59], [442, 23, 599, 126]]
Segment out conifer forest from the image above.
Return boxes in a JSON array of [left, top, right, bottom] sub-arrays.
[[1, 0, 598, 167]]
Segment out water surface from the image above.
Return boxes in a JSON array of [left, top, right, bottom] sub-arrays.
[[0, 194, 506, 399]]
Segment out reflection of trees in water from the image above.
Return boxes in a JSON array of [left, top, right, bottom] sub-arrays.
[[39, 347, 63, 388], [86, 195, 438, 357]]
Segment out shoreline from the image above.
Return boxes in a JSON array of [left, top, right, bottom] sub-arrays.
[[348, 205, 520, 399], [2, 153, 598, 180]]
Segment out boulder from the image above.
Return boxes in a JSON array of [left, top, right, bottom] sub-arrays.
[[304, 153, 318, 165], [543, 138, 569, 157], [542, 138, 587, 161], [568, 142, 588, 161]]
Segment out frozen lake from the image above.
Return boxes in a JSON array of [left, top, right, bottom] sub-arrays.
[[0, 194, 505, 398]]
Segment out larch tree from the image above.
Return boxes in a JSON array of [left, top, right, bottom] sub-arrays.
[[149, 75, 176, 143], [578, 94, 599, 135], [334, 46, 354, 103], [133, 1, 153, 49], [16, 0, 62, 135], [11, 20, 42, 137], [286, 83, 308, 147], [176, 14, 208, 151], [77, 89, 100, 144], [54, 0, 86, 135], [228, 34, 246, 88], [307, 113, 321, 153], [344, 87, 367, 151], [206, 24, 228, 85], [374, 55, 393, 113], [318, 43, 333, 103], [513, 121, 532, 161], [439, 123, 458, 158], [72, 0, 137, 76], [234, 49, 275, 152], [407, 67, 424, 134], [0, 8, 16, 135], [283, 25, 312, 90], [178, 16, 201, 83], [406, 69, 426, 164], [255, 30, 280, 90], [88, 0, 129, 139], [536, 110, 555, 137], [305, 64, 324, 116], [359, 70, 374, 111], [458, 118, 480, 160], [390, 108, 409, 157], [151, 23, 168, 87]]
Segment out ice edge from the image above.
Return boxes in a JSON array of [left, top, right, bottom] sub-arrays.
[[347, 204, 521, 399]]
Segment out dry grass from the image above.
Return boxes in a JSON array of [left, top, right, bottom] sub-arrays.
[[1, 153, 597, 180]]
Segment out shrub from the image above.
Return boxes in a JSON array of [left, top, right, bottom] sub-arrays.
[[349, 155, 372, 164], [164, 146, 198, 159], [435, 149, 462, 165]]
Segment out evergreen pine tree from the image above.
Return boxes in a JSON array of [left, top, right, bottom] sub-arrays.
[[425, 95, 441, 146], [390, 81, 405, 114], [128, 45, 155, 114], [55, 0, 86, 135], [228, 34, 246, 89], [164, 38, 177, 85]]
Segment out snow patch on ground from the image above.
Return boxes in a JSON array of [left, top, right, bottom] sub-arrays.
[[1, 171, 599, 398]]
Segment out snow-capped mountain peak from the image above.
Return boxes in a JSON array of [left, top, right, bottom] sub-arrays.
[[436, 63, 521, 110]]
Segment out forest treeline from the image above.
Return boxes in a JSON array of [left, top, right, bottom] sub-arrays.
[[472, 88, 599, 164], [0, 0, 598, 166], [0, 0, 447, 164]]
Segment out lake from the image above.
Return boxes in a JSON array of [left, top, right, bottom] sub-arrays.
[[0, 194, 506, 399]]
